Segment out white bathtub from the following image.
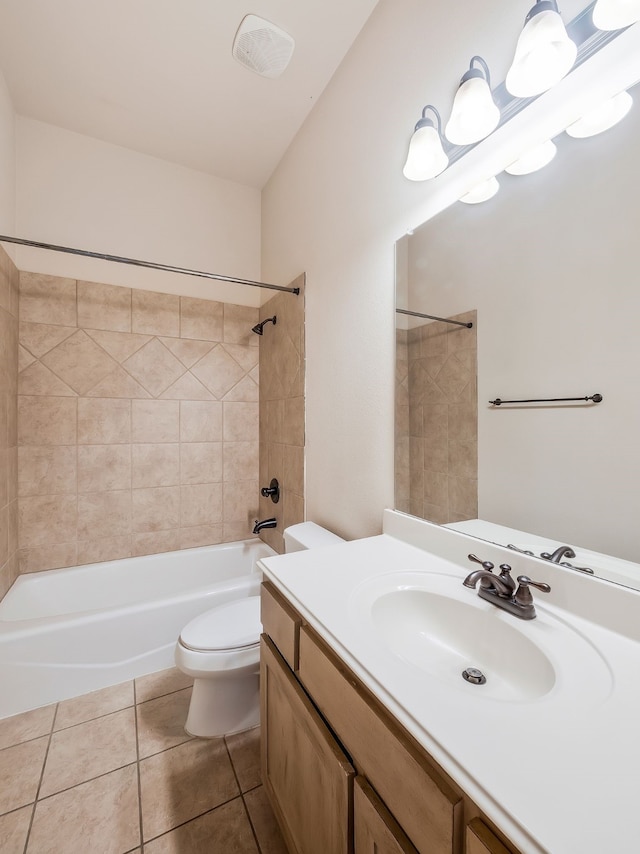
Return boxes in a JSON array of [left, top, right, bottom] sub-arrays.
[[0, 538, 275, 719]]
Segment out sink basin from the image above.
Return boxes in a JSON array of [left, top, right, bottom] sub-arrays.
[[371, 587, 554, 702], [349, 571, 613, 706]]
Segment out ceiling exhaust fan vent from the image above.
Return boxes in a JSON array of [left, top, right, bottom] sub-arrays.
[[232, 14, 295, 79]]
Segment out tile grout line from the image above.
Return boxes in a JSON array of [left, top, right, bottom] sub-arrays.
[[222, 735, 262, 854], [133, 679, 145, 853], [21, 701, 58, 854]]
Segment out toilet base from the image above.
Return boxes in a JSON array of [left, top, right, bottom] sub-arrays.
[[185, 667, 260, 738]]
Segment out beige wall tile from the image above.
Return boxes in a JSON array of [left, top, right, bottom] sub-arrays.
[[180, 442, 222, 485], [180, 483, 223, 527], [0, 505, 8, 566], [223, 480, 258, 524], [223, 442, 259, 483], [19, 272, 77, 326], [41, 330, 119, 395], [223, 343, 259, 373], [78, 398, 130, 444], [132, 289, 180, 337], [282, 444, 304, 496], [123, 339, 185, 397], [223, 375, 259, 402], [19, 542, 78, 573], [132, 486, 180, 533], [18, 361, 77, 397], [77, 535, 132, 566], [283, 490, 304, 531], [18, 494, 77, 548], [18, 446, 77, 497], [180, 297, 223, 342], [19, 321, 76, 358], [132, 529, 180, 557], [87, 365, 152, 399], [86, 329, 152, 363], [77, 490, 132, 540], [223, 521, 255, 543], [132, 444, 180, 488], [159, 337, 214, 368], [282, 396, 304, 446], [179, 524, 224, 550], [18, 396, 77, 446], [159, 372, 213, 401], [77, 280, 132, 332], [223, 303, 259, 347], [180, 400, 222, 443], [191, 346, 245, 398], [223, 402, 258, 442], [78, 445, 131, 493], [132, 400, 179, 443]]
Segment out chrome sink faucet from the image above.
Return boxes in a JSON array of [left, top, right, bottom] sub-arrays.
[[463, 554, 550, 620]]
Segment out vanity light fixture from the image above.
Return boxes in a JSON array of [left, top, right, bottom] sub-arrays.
[[402, 106, 449, 181], [445, 57, 501, 145], [505, 139, 558, 174], [505, 0, 577, 98], [592, 0, 640, 30], [565, 89, 633, 136], [459, 176, 500, 204]]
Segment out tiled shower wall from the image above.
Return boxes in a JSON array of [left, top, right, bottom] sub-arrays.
[[258, 274, 305, 553], [0, 247, 19, 599], [396, 310, 478, 524], [17, 273, 261, 573]]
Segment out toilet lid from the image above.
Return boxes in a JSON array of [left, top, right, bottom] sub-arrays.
[[180, 596, 261, 652]]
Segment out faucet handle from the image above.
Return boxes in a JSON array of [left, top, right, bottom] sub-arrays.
[[515, 575, 551, 607], [468, 554, 494, 572]]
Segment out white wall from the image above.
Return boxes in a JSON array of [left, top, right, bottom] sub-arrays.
[[0, 69, 16, 253], [261, 0, 634, 541], [16, 118, 262, 305]]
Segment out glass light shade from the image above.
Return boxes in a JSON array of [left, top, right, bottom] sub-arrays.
[[459, 176, 500, 204], [566, 91, 633, 137], [402, 124, 449, 181], [506, 6, 577, 98], [445, 75, 501, 145], [505, 139, 557, 174], [592, 0, 640, 30]]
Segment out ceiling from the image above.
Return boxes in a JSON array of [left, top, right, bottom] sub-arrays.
[[0, 0, 380, 188]]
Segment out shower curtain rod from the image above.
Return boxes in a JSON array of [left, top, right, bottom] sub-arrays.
[[396, 308, 473, 328], [0, 235, 300, 295]]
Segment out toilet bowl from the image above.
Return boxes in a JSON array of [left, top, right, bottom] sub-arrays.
[[175, 522, 344, 737]]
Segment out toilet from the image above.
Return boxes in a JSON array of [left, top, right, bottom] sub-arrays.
[[175, 522, 344, 737]]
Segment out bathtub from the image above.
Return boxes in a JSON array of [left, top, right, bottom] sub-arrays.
[[0, 538, 275, 719]]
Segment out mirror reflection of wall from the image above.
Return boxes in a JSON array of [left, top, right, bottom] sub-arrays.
[[396, 79, 640, 566]]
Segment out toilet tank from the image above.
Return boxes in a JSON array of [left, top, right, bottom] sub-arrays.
[[283, 522, 345, 553]]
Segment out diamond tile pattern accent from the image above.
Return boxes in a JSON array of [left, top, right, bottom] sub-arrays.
[[17, 276, 262, 572], [0, 668, 287, 854]]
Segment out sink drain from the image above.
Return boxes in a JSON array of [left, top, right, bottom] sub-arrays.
[[462, 667, 486, 685]]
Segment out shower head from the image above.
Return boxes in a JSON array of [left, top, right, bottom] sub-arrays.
[[251, 315, 277, 335]]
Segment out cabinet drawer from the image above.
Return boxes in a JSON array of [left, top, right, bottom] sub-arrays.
[[299, 625, 463, 854], [466, 819, 517, 854], [355, 776, 419, 854], [260, 634, 355, 854], [261, 581, 301, 670]]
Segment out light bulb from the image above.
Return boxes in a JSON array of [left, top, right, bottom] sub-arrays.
[[403, 109, 449, 181], [592, 0, 640, 30], [506, 2, 577, 98], [566, 91, 633, 137], [505, 140, 557, 175], [459, 176, 500, 204], [445, 64, 501, 145]]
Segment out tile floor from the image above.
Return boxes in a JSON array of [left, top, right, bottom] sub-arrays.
[[0, 668, 288, 853]]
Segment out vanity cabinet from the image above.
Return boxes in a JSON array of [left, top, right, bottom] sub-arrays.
[[260, 581, 521, 854]]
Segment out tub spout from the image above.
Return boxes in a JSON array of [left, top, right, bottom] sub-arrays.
[[253, 518, 277, 534]]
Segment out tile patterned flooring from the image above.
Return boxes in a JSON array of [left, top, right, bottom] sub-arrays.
[[0, 668, 288, 853]]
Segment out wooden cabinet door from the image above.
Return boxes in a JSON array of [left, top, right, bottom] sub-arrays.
[[354, 777, 419, 854], [260, 634, 355, 854], [466, 819, 518, 854]]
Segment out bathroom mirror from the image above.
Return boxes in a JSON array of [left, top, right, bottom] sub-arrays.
[[395, 75, 640, 590]]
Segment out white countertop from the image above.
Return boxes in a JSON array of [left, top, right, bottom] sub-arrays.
[[259, 511, 640, 854]]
